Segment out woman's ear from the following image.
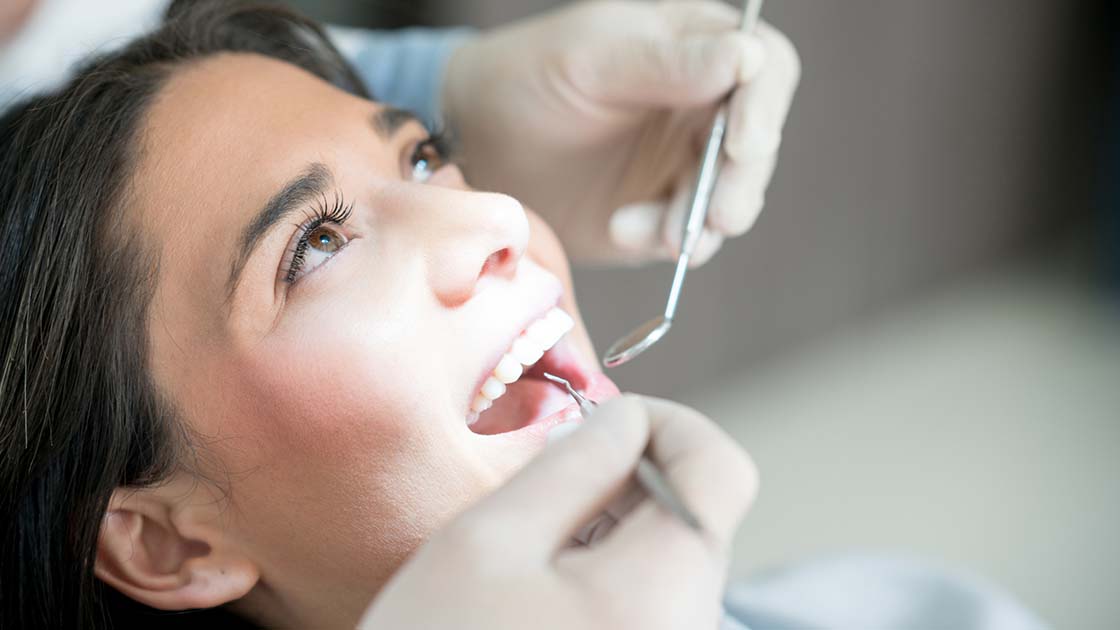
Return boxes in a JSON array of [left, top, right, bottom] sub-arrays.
[[95, 477, 260, 611]]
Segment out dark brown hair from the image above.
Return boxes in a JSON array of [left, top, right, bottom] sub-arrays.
[[0, 2, 367, 627]]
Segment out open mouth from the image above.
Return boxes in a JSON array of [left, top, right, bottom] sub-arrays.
[[466, 307, 616, 436]]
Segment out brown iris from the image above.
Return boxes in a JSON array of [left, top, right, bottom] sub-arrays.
[[412, 140, 446, 178], [308, 226, 342, 253]]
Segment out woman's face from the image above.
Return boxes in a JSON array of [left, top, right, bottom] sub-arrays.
[[130, 54, 617, 622]]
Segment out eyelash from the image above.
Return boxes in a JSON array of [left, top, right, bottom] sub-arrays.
[[424, 128, 452, 157], [280, 131, 452, 285], [283, 194, 353, 283]]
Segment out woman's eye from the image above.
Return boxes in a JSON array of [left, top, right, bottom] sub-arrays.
[[285, 223, 349, 283], [410, 139, 447, 183]]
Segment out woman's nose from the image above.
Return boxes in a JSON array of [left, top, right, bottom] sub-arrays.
[[410, 187, 529, 307]]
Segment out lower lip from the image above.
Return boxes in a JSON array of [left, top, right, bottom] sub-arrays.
[[495, 371, 622, 445]]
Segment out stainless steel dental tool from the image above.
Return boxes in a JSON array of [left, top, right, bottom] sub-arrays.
[[602, 0, 764, 368], [542, 373, 702, 530]]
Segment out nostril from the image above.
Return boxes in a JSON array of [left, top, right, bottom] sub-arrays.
[[479, 247, 514, 279]]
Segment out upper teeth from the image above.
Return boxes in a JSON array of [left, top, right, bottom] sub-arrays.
[[470, 307, 575, 416]]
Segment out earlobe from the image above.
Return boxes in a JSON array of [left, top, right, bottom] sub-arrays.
[[95, 487, 260, 611]]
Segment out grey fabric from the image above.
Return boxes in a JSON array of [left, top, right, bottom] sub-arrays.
[[328, 25, 474, 128], [721, 554, 1048, 630]]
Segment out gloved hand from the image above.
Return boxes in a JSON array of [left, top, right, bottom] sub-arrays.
[[443, 0, 800, 266], [357, 395, 758, 629]]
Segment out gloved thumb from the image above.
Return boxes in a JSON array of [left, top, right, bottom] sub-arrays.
[[469, 396, 650, 559], [609, 192, 725, 266], [586, 31, 765, 107], [609, 201, 665, 257]]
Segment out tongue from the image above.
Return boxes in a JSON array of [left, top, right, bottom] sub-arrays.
[[470, 377, 572, 435]]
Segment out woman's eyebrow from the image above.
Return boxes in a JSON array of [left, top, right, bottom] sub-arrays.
[[371, 106, 423, 140], [225, 162, 333, 302]]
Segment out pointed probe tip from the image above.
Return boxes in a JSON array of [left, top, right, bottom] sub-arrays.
[[542, 372, 571, 388]]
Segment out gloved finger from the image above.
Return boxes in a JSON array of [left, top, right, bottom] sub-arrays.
[[610, 163, 732, 265], [641, 396, 758, 552], [571, 482, 645, 547], [724, 83, 781, 164], [571, 511, 619, 547], [706, 153, 775, 238], [724, 22, 800, 163], [609, 201, 670, 263], [604, 481, 648, 523], [575, 396, 758, 568], [657, 0, 739, 36], [459, 396, 650, 562], [662, 171, 725, 265], [658, 171, 694, 259], [688, 228, 724, 267], [584, 30, 765, 108]]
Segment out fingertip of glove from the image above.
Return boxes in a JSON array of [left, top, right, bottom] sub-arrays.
[[590, 394, 647, 430], [610, 202, 663, 251], [726, 119, 781, 162], [737, 34, 768, 83], [545, 421, 581, 447]]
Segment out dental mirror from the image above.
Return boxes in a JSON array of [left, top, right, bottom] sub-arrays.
[[603, 315, 672, 368], [602, 0, 762, 369]]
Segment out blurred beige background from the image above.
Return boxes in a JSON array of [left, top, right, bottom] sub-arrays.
[[295, 1, 1118, 626]]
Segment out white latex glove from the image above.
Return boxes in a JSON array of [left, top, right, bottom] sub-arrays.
[[443, 0, 800, 266], [357, 395, 758, 629]]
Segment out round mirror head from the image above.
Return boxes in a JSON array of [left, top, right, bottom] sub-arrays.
[[602, 316, 672, 368]]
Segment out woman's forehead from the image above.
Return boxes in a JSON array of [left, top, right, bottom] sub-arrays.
[[136, 54, 357, 206]]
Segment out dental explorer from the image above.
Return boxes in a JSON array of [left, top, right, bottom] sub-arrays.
[[542, 373, 702, 531], [602, 0, 764, 368]]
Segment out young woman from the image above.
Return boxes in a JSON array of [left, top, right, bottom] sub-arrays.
[[0, 2, 758, 627]]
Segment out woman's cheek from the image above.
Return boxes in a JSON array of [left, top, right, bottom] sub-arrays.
[[525, 209, 571, 280], [225, 331, 424, 467], [524, 208, 597, 361]]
